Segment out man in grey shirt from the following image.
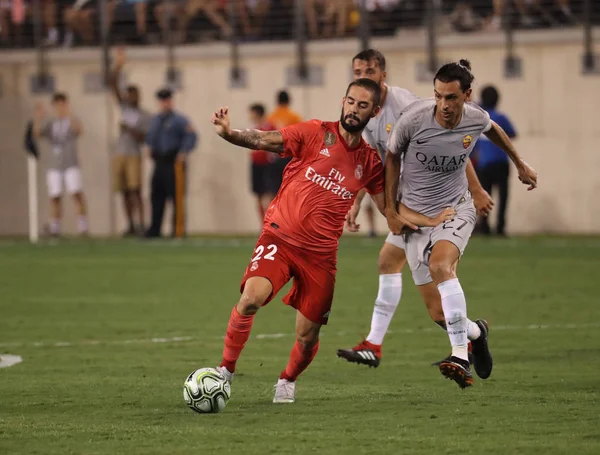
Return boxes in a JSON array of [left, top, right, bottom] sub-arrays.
[[338, 49, 495, 370], [33, 93, 88, 236], [109, 47, 151, 236], [385, 60, 537, 388]]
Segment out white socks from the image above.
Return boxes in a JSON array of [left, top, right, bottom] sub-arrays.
[[366, 273, 402, 345], [49, 219, 60, 235], [438, 278, 469, 361], [467, 319, 481, 341], [77, 215, 88, 234]]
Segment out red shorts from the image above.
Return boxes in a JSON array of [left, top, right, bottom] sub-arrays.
[[240, 230, 337, 325]]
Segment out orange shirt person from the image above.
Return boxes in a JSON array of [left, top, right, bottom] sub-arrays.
[[267, 90, 303, 194]]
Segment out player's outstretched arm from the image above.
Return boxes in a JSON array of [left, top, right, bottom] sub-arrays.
[[484, 121, 538, 190], [211, 106, 284, 153]]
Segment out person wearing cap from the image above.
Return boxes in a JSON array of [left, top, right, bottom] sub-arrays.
[[145, 88, 197, 238]]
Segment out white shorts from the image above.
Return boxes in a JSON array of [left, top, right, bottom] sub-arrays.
[[384, 231, 406, 250], [404, 195, 476, 286], [46, 167, 83, 198]]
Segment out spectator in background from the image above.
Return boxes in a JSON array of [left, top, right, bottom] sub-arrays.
[[154, 0, 232, 44], [267, 90, 302, 130], [32, 93, 88, 236], [145, 88, 197, 238], [113, 0, 148, 43], [42, 0, 59, 45], [0, 0, 26, 45], [474, 85, 516, 237], [267, 90, 302, 193], [306, 0, 354, 39], [238, 0, 270, 38], [63, 0, 114, 46], [247, 103, 276, 224], [486, 0, 575, 30], [109, 47, 151, 237]]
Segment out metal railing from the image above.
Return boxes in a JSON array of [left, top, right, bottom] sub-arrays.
[[3, 0, 598, 92]]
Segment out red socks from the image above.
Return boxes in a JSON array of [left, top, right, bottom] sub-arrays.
[[280, 340, 320, 382], [221, 305, 319, 382], [220, 306, 255, 373]]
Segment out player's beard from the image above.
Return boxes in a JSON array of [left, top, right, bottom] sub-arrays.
[[340, 109, 369, 133]]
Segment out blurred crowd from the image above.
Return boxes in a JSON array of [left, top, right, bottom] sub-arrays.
[[26, 47, 302, 238], [0, 0, 591, 48]]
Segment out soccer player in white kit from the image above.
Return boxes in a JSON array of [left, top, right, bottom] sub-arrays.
[[384, 60, 537, 387], [337, 50, 495, 372]]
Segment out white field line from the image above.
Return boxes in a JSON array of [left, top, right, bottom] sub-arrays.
[[1, 323, 599, 350]]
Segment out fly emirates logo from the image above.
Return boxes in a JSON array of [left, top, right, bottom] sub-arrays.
[[305, 166, 354, 200]]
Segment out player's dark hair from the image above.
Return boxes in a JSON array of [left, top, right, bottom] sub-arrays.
[[277, 90, 290, 105], [249, 103, 266, 117], [434, 59, 474, 92], [480, 85, 499, 109], [52, 92, 68, 103], [346, 78, 382, 107], [353, 49, 386, 71]]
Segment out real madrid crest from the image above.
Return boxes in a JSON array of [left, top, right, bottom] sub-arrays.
[[355, 164, 363, 180], [462, 135, 473, 149], [324, 131, 336, 147]]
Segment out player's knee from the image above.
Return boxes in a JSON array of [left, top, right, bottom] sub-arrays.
[[378, 248, 404, 274], [429, 259, 455, 283], [236, 292, 264, 315]]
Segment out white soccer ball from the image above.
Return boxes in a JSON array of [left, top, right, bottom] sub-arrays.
[[183, 368, 231, 413]]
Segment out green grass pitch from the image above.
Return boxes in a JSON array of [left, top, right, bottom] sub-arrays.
[[0, 236, 598, 454]]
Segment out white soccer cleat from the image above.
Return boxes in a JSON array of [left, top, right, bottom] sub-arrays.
[[216, 366, 233, 385], [273, 378, 296, 404]]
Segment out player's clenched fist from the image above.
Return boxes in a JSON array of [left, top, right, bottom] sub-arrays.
[[211, 107, 231, 137]]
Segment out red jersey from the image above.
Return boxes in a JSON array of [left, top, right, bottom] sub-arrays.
[[263, 120, 384, 252], [250, 121, 275, 165]]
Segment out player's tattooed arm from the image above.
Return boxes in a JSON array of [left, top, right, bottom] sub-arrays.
[[211, 106, 284, 153], [484, 120, 538, 190], [226, 129, 285, 153]]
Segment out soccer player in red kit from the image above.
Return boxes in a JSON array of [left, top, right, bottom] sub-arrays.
[[210, 78, 455, 404]]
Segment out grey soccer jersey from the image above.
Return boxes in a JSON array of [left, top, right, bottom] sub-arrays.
[[40, 117, 81, 171], [362, 85, 419, 160], [387, 99, 491, 217]]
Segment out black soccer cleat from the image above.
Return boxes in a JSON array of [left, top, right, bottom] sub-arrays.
[[336, 340, 381, 368], [439, 356, 474, 389], [471, 319, 493, 379]]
